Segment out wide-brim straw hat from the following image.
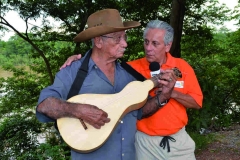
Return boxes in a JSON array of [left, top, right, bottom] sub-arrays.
[[73, 9, 141, 42]]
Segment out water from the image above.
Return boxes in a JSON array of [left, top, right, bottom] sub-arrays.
[[0, 68, 11, 98]]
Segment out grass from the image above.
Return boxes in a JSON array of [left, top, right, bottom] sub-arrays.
[[189, 132, 216, 154]]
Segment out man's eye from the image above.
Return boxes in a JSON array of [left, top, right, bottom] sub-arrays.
[[144, 40, 149, 44], [116, 36, 121, 42], [153, 42, 159, 47]]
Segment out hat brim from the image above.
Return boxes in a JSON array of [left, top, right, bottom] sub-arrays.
[[73, 21, 141, 42]]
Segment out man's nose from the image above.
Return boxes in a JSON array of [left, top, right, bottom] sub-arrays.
[[120, 39, 127, 47], [145, 44, 153, 50]]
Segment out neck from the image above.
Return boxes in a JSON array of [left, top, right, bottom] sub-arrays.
[[91, 48, 116, 85], [158, 52, 167, 66]]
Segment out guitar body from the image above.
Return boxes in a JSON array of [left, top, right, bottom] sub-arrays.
[[57, 80, 154, 153]]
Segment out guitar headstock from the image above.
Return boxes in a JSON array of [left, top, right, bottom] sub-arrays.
[[150, 67, 182, 88], [172, 67, 182, 79]]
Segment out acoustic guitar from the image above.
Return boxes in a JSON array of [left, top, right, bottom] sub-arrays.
[[57, 68, 181, 153]]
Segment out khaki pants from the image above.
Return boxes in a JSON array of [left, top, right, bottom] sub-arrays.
[[135, 127, 196, 160]]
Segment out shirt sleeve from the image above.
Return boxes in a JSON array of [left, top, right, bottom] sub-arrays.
[[184, 63, 203, 107]]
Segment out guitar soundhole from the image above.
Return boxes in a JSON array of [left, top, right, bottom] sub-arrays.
[[79, 119, 88, 130]]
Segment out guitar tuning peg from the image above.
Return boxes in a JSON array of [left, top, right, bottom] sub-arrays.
[[172, 67, 182, 78]]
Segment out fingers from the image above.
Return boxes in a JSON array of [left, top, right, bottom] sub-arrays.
[[91, 118, 110, 129], [65, 55, 80, 65], [68, 54, 81, 65], [59, 64, 67, 70], [81, 105, 111, 129], [103, 117, 110, 123], [96, 118, 110, 127], [161, 69, 179, 79], [158, 70, 177, 83], [76, 54, 82, 59], [156, 70, 177, 100], [60, 60, 71, 70], [59, 54, 82, 70], [94, 112, 110, 129], [158, 75, 176, 86]]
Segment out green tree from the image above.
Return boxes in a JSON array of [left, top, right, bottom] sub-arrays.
[[0, 0, 232, 80], [182, 28, 240, 131]]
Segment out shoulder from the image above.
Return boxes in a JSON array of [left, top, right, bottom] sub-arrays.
[[127, 57, 148, 71], [174, 57, 193, 70], [58, 51, 92, 76], [127, 57, 145, 66], [55, 59, 83, 83]]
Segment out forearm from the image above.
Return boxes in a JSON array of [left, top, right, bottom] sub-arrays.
[[140, 69, 179, 118], [37, 97, 80, 120], [171, 90, 201, 109], [141, 94, 168, 118]]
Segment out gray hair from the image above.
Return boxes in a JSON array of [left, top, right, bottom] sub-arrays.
[[143, 20, 174, 45], [91, 38, 94, 46], [91, 36, 105, 46]]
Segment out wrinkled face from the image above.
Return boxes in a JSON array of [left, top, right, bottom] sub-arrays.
[[144, 28, 171, 63], [101, 31, 128, 59]]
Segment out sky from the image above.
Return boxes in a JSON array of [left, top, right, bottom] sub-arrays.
[[1, 13, 60, 41], [1, 0, 239, 41], [217, 0, 239, 30]]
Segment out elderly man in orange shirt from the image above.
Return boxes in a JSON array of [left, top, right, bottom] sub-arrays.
[[128, 20, 202, 160], [61, 20, 203, 160]]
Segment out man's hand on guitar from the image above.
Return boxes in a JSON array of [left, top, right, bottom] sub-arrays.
[[78, 104, 111, 129]]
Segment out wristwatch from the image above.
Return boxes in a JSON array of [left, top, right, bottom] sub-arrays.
[[156, 94, 168, 108], [159, 99, 168, 107]]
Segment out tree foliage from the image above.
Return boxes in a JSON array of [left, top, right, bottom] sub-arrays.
[[182, 28, 240, 131]]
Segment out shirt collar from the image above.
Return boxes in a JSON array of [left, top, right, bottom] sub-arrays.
[[141, 53, 175, 68], [163, 52, 176, 68]]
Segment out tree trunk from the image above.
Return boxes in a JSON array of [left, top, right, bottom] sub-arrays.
[[169, 0, 186, 58]]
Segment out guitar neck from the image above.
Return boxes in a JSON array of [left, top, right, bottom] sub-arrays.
[[149, 76, 161, 88]]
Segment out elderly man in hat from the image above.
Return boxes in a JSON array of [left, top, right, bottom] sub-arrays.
[[36, 9, 177, 160]]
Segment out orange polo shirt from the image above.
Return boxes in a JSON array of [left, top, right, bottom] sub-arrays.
[[127, 53, 203, 136]]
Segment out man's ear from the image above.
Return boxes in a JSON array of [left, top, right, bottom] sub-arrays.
[[94, 37, 103, 48], [165, 42, 172, 52]]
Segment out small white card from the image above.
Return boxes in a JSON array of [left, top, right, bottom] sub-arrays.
[[175, 81, 184, 88]]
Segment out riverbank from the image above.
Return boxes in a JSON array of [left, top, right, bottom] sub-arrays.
[[0, 67, 12, 78]]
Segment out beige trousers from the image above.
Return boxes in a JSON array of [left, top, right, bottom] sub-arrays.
[[135, 127, 196, 160]]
